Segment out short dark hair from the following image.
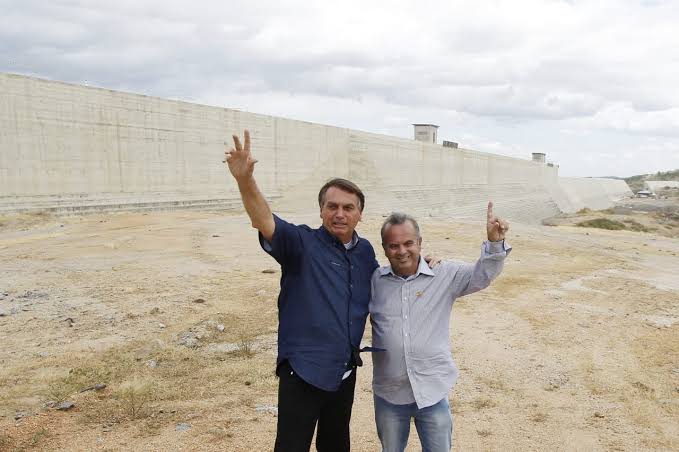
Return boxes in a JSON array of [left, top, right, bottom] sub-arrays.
[[380, 212, 420, 243], [318, 178, 365, 212]]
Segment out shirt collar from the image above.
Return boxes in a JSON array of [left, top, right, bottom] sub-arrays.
[[318, 225, 359, 249], [379, 256, 434, 278]]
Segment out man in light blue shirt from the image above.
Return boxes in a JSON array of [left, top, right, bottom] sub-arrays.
[[369, 203, 511, 452]]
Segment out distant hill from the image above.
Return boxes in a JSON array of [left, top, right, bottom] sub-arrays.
[[623, 169, 679, 192]]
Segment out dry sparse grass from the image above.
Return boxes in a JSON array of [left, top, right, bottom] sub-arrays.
[[471, 397, 497, 410], [0, 433, 13, 450], [0, 211, 54, 231], [478, 377, 508, 392], [29, 428, 50, 447], [530, 412, 549, 423]]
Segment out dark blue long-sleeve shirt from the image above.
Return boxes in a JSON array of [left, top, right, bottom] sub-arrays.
[[259, 214, 379, 391]]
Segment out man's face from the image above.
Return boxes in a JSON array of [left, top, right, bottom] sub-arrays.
[[382, 221, 422, 277], [320, 186, 362, 244]]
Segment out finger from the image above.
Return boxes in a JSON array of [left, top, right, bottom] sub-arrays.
[[244, 129, 251, 153], [495, 219, 507, 232], [487, 201, 494, 222], [232, 134, 242, 151]]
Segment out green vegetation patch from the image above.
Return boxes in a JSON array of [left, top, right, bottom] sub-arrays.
[[623, 219, 652, 232], [624, 168, 679, 192], [576, 218, 627, 230]]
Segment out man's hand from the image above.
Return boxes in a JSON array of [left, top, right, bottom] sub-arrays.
[[486, 201, 509, 242], [224, 129, 257, 182], [424, 254, 441, 268]]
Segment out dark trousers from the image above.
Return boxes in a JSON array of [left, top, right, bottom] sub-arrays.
[[274, 360, 356, 452]]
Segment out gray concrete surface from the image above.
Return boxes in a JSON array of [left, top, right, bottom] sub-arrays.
[[0, 73, 631, 221]]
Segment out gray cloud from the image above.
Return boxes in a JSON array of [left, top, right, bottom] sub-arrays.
[[1, 0, 678, 176]]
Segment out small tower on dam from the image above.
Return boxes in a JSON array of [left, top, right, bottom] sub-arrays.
[[532, 152, 546, 164], [413, 124, 439, 144]]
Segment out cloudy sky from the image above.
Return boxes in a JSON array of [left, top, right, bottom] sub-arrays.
[[2, 0, 678, 177]]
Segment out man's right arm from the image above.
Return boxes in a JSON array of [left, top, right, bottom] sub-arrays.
[[225, 129, 275, 242]]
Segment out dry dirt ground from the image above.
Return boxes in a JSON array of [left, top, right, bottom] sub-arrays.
[[1, 208, 678, 451]]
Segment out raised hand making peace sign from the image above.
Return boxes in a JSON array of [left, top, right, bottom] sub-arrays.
[[224, 129, 258, 182], [486, 201, 509, 242]]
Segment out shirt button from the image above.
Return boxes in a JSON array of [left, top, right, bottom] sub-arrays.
[[350, 284, 353, 288], [405, 315, 408, 319]]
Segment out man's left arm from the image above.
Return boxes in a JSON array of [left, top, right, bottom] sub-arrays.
[[452, 201, 512, 296]]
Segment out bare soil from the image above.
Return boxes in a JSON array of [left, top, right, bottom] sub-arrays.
[[1, 208, 678, 451]]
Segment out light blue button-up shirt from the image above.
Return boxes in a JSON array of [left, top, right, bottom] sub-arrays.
[[369, 240, 511, 408]]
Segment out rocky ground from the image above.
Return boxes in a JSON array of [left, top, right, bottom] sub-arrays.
[[0, 206, 678, 451]]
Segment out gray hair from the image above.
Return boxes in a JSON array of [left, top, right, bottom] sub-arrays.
[[380, 212, 420, 243]]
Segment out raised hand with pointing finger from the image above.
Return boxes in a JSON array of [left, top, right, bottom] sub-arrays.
[[486, 201, 509, 242]]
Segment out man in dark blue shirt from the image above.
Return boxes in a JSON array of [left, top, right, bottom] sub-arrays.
[[225, 130, 378, 452]]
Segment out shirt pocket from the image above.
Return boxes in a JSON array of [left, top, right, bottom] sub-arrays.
[[328, 259, 348, 278], [369, 310, 402, 350], [411, 354, 454, 376]]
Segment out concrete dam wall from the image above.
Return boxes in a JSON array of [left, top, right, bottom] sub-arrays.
[[0, 73, 629, 221], [551, 178, 633, 213]]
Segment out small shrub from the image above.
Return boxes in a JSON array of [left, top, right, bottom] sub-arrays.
[[576, 218, 626, 230], [230, 338, 255, 358], [30, 428, 49, 446], [576, 208, 592, 215], [115, 378, 155, 419], [45, 380, 76, 405]]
